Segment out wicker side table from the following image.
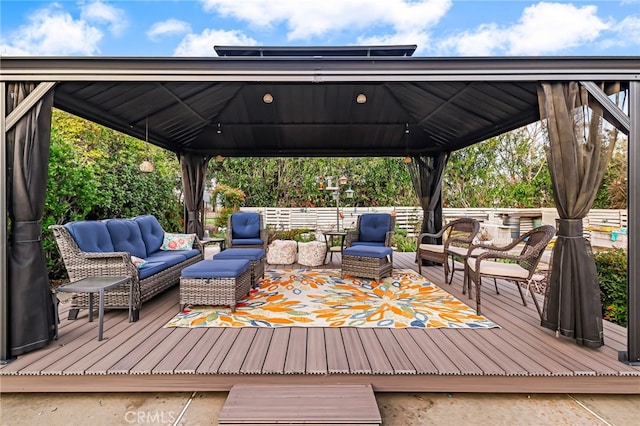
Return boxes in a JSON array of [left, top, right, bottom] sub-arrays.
[[180, 259, 251, 312], [341, 246, 394, 282]]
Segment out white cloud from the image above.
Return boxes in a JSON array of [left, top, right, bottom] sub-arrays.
[[200, 0, 451, 41], [147, 19, 192, 41], [80, 0, 127, 35], [0, 5, 103, 55], [440, 2, 611, 56], [173, 29, 257, 56], [601, 15, 640, 51]]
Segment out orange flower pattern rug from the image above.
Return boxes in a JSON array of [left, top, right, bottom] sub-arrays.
[[165, 269, 499, 329]]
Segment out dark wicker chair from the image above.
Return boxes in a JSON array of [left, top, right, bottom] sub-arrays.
[[465, 224, 556, 316], [417, 217, 480, 283]]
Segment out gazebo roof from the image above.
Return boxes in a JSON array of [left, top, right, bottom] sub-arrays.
[[1, 51, 636, 158]]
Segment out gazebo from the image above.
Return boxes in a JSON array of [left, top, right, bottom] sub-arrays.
[[1, 46, 638, 370]]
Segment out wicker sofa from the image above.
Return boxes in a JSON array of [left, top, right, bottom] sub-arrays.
[[50, 215, 203, 321]]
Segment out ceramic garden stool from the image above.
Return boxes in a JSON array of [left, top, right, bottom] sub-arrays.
[[266, 239, 298, 265], [180, 259, 251, 312], [341, 246, 394, 282], [212, 248, 266, 288], [297, 241, 327, 267]]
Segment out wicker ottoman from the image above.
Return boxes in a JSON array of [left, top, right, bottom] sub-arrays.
[[342, 246, 394, 282], [180, 259, 251, 312], [266, 240, 297, 265], [297, 241, 327, 267], [213, 248, 266, 288]]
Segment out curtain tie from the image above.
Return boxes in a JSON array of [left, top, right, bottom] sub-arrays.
[[11, 220, 42, 243], [557, 219, 583, 238], [187, 211, 198, 221]]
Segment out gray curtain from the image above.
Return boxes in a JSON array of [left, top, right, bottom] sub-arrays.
[[538, 82, 615, 348], [7, 83, 56, 356], [407, 153, 449, 264], [180, 152, 210, 238]]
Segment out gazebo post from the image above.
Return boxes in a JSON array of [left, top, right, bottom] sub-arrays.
[[1, 83, 9, 363], [622, 81, 640, 365]]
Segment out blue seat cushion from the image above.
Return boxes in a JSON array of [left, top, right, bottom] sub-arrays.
[[138, 261, 170, 280], [133, 215, 165, 256], [231, 238, 264, 246], [179, 248, 202, 260], [359, 214, 392, 243], [181, 259, 250, 279], [231, 212, 260, 239], [144, 251, 188, 268], [343, 246, 393, 258], [213, 248, 265, 261], [65, 221, 114, 253], [351, 241, 385, 247], [105, 219, 147, 259]]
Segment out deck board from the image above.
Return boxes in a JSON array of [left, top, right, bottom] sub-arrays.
[[305, 328, 328, 374], [2, 252, 638, 394], [261, 328, 290, 374]]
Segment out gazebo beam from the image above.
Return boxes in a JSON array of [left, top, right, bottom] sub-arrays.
[[580, 81, 630, 134]]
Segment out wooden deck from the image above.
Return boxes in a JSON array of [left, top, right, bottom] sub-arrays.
[[1, 252, 638, 394]]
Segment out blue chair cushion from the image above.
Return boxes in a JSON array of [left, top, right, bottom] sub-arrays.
[[138, 261, 170, 280], [65, 221, 114, 253], [181, 259, 250, 279], [105, 219, 147, 259], [144, 251, 188, 268], [359, 214, 392, 243], [343, 246, 393, 258], [213, 248, 265, 261], [231, 238, 264, 246], [133, 215, 165, 256], [231, 212, 260, 239], [351, 241, 385, 247]]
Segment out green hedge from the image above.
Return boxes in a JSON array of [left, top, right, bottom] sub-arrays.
[[594, 248, 627, 327]]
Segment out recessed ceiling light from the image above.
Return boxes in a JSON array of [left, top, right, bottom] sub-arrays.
[[356, 93, 367, 104], [263, 93, 274, 104]]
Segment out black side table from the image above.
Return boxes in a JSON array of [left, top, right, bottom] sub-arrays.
[[56, 276, 131, 341], [201, 237, 226, 251]]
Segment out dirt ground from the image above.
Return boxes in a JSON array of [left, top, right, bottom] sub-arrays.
[[1, 391, 639, 425]]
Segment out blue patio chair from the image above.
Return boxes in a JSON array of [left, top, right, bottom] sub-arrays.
[[226, 212, 268, 250], [345, 213, 395, 248]]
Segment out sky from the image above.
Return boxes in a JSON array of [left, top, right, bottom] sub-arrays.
[[1, 0, 639, 57]]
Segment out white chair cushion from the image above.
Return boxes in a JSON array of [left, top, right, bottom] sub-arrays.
[[467, 258, 529, 279], [448, 246, 489, 257], [419, 244, 444, 253]]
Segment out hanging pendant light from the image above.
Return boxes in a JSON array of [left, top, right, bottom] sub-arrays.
[[139, 114, 154, 173]]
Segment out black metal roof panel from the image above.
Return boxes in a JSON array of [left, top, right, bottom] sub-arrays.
[[214, 45, 417, 57]]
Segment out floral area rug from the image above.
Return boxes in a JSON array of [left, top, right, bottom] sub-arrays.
[[165, 269, 499, 329]]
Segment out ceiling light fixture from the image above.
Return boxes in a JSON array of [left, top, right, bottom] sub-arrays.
[[403, 156, 412, 164], [217, 123, 222, 134], [215, 154, 224, 163], [356, 93, 367, 104], [263, 93, 274, 104], [405, 123, 410, 134]]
